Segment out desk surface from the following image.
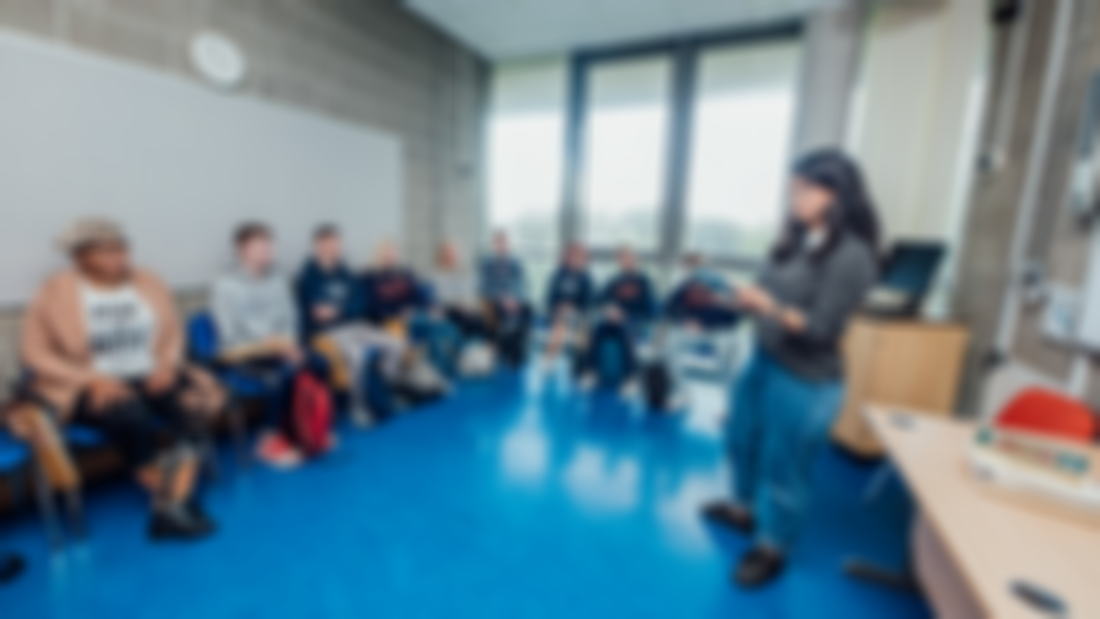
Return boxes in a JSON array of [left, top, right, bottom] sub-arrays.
[[867, 408, 1100, 619]]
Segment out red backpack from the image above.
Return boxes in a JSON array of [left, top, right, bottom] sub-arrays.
[[291, 372, 334, 457]]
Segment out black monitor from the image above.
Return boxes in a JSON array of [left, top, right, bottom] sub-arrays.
[[865, 241, 947, 318]]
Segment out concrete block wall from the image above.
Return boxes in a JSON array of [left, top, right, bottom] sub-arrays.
[[0, 0, 488, 394]]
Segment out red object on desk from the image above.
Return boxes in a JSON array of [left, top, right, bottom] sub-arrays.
[[996, 388, 1097, 444]]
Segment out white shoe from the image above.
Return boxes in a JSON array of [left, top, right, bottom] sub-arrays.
[[578, 373, 595, 392], [351, 407, 376, 429], [620, 380, 640, 401]]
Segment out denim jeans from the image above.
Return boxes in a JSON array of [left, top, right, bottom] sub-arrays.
[[725, 346, 843, 552], [410, 313, 462, 376]]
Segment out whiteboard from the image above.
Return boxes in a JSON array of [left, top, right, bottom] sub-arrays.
[[0, 31, 402, 306]]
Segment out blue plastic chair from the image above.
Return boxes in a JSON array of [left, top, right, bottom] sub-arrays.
[[187, 312, 271, 464], [0, 433, 28, 478], [18, 370, 107, 451]]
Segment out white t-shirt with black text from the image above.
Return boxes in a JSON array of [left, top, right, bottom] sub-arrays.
[[80, 283, 157, 379]]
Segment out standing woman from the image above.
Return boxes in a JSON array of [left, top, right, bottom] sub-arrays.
[[703, 150, 881, 587]]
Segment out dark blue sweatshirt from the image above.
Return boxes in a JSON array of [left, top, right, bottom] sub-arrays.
[[545, 266, 594, 313], [360, 267, 426, 324], [296, 258, 364, 337], [600, 271, 657, 325], [666, 270, 739, 328]]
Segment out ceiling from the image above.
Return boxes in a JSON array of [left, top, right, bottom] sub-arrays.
[[404, 0, 837, 60]]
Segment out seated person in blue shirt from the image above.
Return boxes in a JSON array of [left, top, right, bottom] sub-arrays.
[[479, 231, 533, 367], [574, 246, 657, 390], [297, 225, 404, 426], [542, 242, 594, 366], [600, 246, 657, 332], [360, 242, 451, 395], [665, 252, 739, 330]]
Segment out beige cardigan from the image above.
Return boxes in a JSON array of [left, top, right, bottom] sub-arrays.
[[21, 269, 184, 418]]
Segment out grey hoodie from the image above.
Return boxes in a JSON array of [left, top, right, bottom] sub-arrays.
[[211, 266, 299, 352]]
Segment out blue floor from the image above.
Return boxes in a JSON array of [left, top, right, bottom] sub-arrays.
[[2, 369, 929, 618]]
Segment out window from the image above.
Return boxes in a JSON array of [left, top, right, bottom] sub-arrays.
[[487, 59, 568, 293], [580, 56, 673, 253], [684, 41, 800, 259], [485, 24, 803, 290]]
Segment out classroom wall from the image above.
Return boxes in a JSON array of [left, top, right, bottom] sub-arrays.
[[791, 0, 868, 156], [846, 0, 990, 312], [953, 0, 1100, 411], [0, 0, 487, 393]]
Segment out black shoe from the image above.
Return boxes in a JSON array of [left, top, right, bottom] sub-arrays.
[[702, 501, 754, 535], [185, 501, 217, 535], [0, 553, 26, 584], [734, 546, 785, 589], [148, 506, 215, 541]]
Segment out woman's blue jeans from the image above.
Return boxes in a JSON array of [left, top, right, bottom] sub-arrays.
[[724, 347, 843, 553]]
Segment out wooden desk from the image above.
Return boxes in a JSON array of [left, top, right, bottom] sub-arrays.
[[867, 408, 1100, 619], [834, 320, 969, 458]]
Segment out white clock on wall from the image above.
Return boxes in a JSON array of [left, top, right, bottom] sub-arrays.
[[188, 31, 248, 89]]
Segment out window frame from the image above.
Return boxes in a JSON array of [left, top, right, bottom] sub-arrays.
[[560, 19, 805, 275]]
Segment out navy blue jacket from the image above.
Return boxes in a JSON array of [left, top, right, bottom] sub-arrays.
[[665, 271, 740, 329], [600, 271, 657, 324], [296, 258, 364, 337], [360, 267, 427, 324], [545, 266, 594, 313]]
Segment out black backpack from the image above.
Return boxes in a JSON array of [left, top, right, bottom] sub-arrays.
[[643, 360, 675, 412]]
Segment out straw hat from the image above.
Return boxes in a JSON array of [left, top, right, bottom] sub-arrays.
[[55, 217, 127, 253]]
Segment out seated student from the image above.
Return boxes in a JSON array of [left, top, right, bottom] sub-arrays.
[[479, 231, 533, 367], [0, 552, 23, 584], [431, 241, 489, 351], [665, 252, 739, 330], [212, 222, 330, 469], [574, 246, 657, 390], [359, 242, 450, 397], [297, 224, 364, 340], [22, 218, 224, 540], [542, 243, 594, 366], [600, 246, 657, 331], [296, 225, 403, 425]]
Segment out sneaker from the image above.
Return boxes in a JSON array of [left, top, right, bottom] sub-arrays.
[[734, 546, 786, 589], [578, 373, 595, 392], [702, 501, 755, 535], [148, 506, 215, 542], [351, 407, 376, 429], [255, 433, 302, 470], [0, 553, 26, 584], [620, 379, 640, 401]]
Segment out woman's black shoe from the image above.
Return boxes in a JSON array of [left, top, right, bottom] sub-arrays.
[[0, 553, 26, 584], [148, 506, 215, 541], [702, 501, 755, 535], [734, 546, 785, 589]]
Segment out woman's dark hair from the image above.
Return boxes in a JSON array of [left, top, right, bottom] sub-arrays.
[[771, 149, 882, 264], [234, 221, 271, 248]]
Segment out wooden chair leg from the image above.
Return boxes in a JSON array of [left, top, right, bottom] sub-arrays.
[[229, 400, 250, 468], [62, 489, 87, 542], [30, 462, 64, 551]]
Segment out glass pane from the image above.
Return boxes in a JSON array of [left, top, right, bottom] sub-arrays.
[[685, 42, 800, 259], [488, 60, 568, 294], [581, 56, 673, 252], [488, 60, 566, 254]]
